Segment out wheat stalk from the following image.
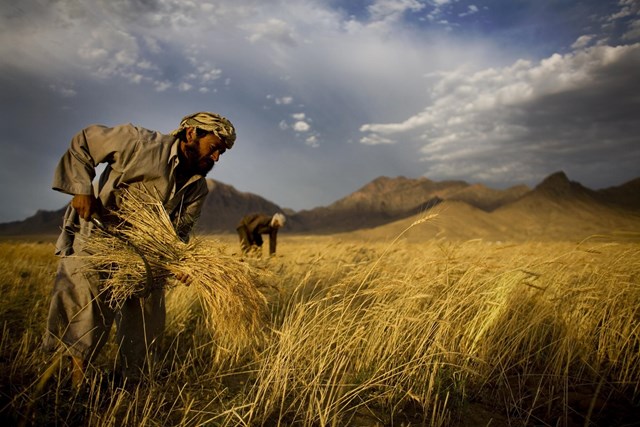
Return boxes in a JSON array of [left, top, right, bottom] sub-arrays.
[[80, 188, 269, 357]]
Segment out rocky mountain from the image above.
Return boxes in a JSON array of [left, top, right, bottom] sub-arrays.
[[195, 180, 283, 233], [0, 207, 67, 236], [1, 172, 638, 240], [596, 177, 640, 211], [447, 183, 530, 211], [288, 176, 529, 233], [354, 171, 639, 242]]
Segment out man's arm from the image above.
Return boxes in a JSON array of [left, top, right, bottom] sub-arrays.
[[174, 197, 205, 242], [171, 179, 209, 242], [52, 124, 139, 217], [269, 228, 278, 255], [254, 232, 264, 247]]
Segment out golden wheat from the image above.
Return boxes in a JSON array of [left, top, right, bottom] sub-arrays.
[[80, 188, 269, 358], [1, 232, 639, 426]]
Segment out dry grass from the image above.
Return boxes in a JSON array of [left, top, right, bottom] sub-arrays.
[[0, 219, 639, 426], [221, 237, 639, 426], [80, 189, 269, 359]]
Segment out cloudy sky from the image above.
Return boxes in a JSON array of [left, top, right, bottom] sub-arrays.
[[1, 0, 639, 222]]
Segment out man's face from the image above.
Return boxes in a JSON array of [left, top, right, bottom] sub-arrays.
[[180, 128, 227, 176]]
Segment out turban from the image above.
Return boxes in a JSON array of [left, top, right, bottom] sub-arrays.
[[171, 112, 236, 149], [271, 213, 286, 228]]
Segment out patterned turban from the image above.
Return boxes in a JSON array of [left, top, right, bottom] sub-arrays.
[[171, 112, 236, 149]]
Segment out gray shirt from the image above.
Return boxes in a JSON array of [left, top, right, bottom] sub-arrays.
[[53, 123, 208, 254]]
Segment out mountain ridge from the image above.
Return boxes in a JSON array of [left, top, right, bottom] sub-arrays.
[[1, 171, 638, 240]]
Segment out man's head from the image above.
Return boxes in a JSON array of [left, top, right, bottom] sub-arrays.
[[172, 112, 236, 177], [271, 213, 286, 229], [171, 112, 236, 148]]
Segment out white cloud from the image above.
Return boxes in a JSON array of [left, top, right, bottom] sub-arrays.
[[305, 135, 319, 147], [197, 66, 222, 82], [460, 5, 479, 17], [143, 35, 162, 54], [128, 74, 144, 84], [426, 0, 454, 24], [572, 35, 595, 49], [293, 121, 310, 132], [275, 96, 293, 105], [154, 80, 172, 91], [359, 134, 397, 145], [623, 19, 640, 40], [368, 0, 425, 20], [360, 43, 640, 183], [0, 0, 241, 96], [246, 18, 298, 46], [77, 27, 142, 80], [605, 0, 640, 42], [363, 0, 425, 33], [292, 112, 306, 120], [607, 0, 640, 21]]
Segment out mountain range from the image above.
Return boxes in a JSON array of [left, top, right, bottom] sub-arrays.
[[1, 171, 639, 241]]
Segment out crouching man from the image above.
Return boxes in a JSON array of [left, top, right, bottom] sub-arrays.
[[236, 213, 286, 257]]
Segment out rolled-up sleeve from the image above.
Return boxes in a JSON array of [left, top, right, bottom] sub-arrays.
[[52, 124, 138, 196]]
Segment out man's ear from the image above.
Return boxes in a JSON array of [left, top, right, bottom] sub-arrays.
[[185, 127, 196, 142]]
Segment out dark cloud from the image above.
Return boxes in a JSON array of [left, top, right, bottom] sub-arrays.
[[511, 45, 640, 187]]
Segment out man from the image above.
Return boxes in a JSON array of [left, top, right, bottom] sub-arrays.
[[236, 213, 286, 257], [44, 112, 236, 386]]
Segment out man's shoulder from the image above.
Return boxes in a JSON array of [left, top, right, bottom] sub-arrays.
[[129, 124, 172, 141], [81, 123, 167, 141]]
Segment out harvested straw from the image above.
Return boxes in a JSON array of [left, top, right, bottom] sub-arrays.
[[81, 188, 269, 355]]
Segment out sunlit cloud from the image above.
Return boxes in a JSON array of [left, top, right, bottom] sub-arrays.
[[360, 43, 640, 184], [293, 121, 310, 132], [246, 18, 299, 46]]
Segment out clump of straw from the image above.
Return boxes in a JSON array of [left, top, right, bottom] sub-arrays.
[[81, 188, 269, 355]]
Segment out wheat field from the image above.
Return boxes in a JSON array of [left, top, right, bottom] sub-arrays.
[[0, 228, 639, 426]]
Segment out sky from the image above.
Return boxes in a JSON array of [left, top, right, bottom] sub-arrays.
[[1, 0, 639, 222]]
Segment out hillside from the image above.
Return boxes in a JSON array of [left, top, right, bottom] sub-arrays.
[[0, 207, 67, 236], [195, 180, 283, 233], [348, 172, 640, 242], [344, 200, 510, 242], [596, 177, 640, 211], [289, 176, 529, 233], [446, 183, 530, 211], [490, 172, 640, 240]]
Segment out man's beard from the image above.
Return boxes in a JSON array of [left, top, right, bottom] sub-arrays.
[[183, 141, 215, 176], [198, 158, 215, 175]]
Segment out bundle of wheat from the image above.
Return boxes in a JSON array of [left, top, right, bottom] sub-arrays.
[[80, 188, 269, 355]]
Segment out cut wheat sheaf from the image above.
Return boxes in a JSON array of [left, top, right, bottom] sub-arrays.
[[79, 188, 269, 356]]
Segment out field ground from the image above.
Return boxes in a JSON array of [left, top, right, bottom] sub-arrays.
[[0, 230, 639, 426]]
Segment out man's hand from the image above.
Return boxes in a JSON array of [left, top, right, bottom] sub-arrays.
[[71, 194, 100, 221]]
